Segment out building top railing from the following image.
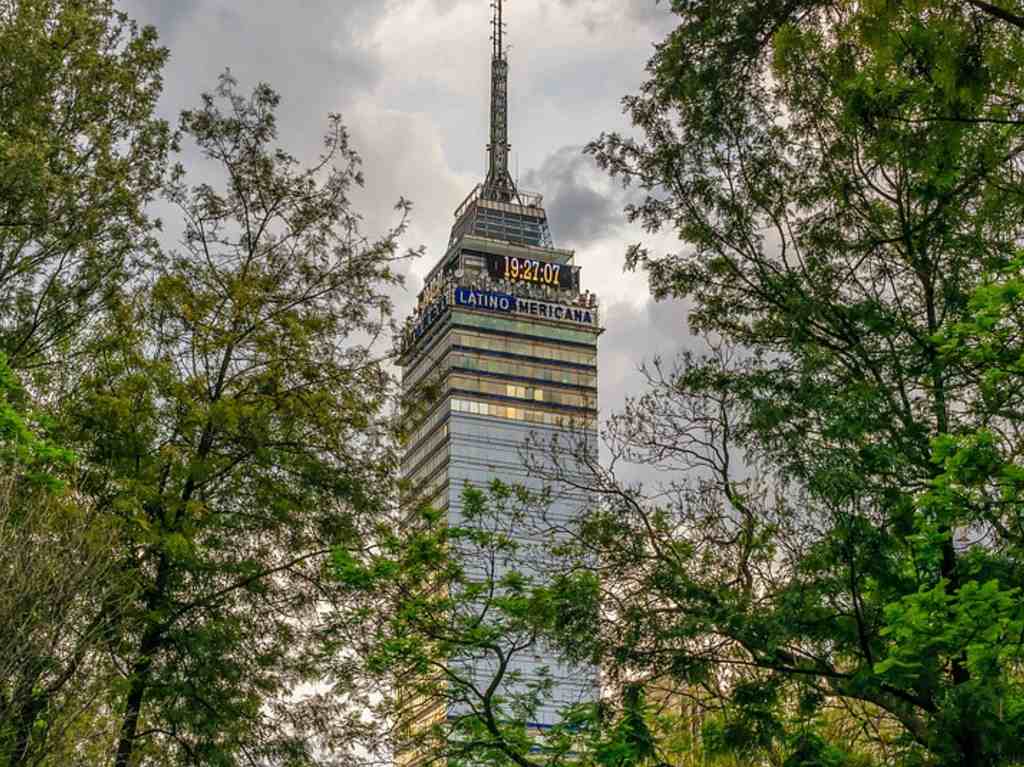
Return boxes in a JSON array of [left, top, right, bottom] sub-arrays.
[[419, 232, 575, 291], [453, 183, 545, 221]]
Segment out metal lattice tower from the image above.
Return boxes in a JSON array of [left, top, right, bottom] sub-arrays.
[[482, 0, 517, 202]]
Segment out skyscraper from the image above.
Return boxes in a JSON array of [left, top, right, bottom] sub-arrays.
[[397, 0, 599, 755]]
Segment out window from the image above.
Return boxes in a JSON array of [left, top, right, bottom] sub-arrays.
[[451, 398, 596, 429], [451, 375, 595, 409], [451, 329, 596, 367]]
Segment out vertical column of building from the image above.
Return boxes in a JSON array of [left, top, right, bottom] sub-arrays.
[[447, 246, 599, 729], [394, 0, 599, 756], [399, 199, 600, 731]]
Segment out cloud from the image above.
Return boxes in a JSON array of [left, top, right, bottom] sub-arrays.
[[343, 100, 477, 285], [594, 295, 712, 488], [598, 297, 692, 414], [122, 0, 386, 147], [556, 0, 676, 33], [521, 145, 642, 250]]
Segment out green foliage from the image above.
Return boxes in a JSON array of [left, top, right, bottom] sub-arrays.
[[0, 475, 125, 767], [1, 4, 168, 760], [0, 352, 74, 488], [0, 0, 171, 370], [590, 686, 658, 767], [1, 3, 413, 765], [331, 482, 596, 767], [576, 1, 1024, 766], [782, 732, 852, 767], [50, 74, 409, 766]]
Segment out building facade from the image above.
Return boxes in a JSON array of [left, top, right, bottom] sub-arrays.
[[395, 1, 599, 757], [397, 180, 601, 740]]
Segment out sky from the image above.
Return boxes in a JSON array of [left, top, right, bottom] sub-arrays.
[[121, 0, 697, 471]]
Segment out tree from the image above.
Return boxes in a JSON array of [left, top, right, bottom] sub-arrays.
[[333, 482, 591, 767], [60, 74, 409, 766], [0, 473, 124, 767], [0, 0, 170, 371], [555, 1, 1024, 765], [0, 4, 168, 762], [1, 317, 108, 767], [0, 351, 73, 486]]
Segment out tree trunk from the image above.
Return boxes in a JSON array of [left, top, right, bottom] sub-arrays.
[[113, 625, 160, 767], [113, 549, 170, 767]]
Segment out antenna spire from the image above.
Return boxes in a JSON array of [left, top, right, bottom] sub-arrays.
[[483, 0, 516, 202]]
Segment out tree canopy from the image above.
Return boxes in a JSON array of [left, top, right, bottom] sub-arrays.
[[0, 0, 170, 371], [562, 1, 1024, 765], [7, 1, 1024, 766], [1, 4, 413, 764]]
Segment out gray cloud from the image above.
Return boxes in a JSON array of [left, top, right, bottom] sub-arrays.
[[522, 145, 640, 250], [556, 0, 675, 33], [120, 0, 445, 372], [122, 0, 386, 145], [623, 0, 676, 25], [596, 296, 710, 486], [598, 296, 692, 415]]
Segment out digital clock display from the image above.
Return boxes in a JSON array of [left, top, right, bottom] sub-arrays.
[[484, 252, 576, 290]]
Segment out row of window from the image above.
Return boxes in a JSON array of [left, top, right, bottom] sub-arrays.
[[404, 445, 449, 488], [403, 362, 449, 397], [407, 466, 448, 502], [442, 475, 592, 508], [400, 380, 447, 418], [454, 313, 597, 346], [399, 481, 449, 515], [473, 207, 547, 247], [452, 329, 596, 366], [450, 352, 596, 388], [450, 374, 596, 410], [403, 403, 449, 451], [402, 331, 452, 390], [451, 398, 596, 429], [403, 326, 598, 390], [402, 422, 449, 475]]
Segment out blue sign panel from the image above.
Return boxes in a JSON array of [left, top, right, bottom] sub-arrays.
[[454, 287, 514, 313], [454, 288, 596, 327], [412, 291, 450, 340]]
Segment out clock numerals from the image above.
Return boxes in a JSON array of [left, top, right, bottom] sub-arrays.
[[501, 256, 564, 287]]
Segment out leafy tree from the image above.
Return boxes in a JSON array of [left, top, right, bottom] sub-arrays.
[[330, 2, 1024, 766], [59, 74, 409, 766], [0, 3, 168, 762], [1, 3, 414, 764], [333, 482, 588, 767], [0, 474, 124, 767], [0, 0, 170, 371], [0, 351, 73, 485], [1, 344, 102, 767], [546, 1, 1024, 765]]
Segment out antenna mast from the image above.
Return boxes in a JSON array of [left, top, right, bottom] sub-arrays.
[[482, 0, 517, 202]]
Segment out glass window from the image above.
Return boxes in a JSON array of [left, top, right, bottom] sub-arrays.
[[450, 375, 595, 409], [452, 329, 596, 367], [453, 312, 597, 345], [451, 398, 596, 430]]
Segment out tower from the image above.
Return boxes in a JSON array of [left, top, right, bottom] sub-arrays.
[[397, 0, 600, 757]]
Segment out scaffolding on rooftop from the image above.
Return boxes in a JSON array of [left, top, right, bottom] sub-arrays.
[[449, 183, 554, 249]]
